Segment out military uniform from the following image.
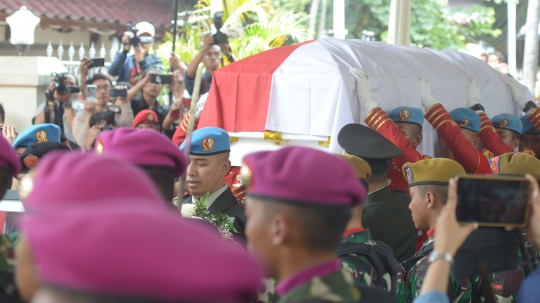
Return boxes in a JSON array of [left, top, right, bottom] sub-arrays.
[[361, 188, 416, 263], [339, 228, 398, 293], [478, 111, 514, 156], [400, 232, 472, 303], [365, 106, 430, 193]]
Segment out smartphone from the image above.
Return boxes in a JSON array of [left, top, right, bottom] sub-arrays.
[[150, 74, 172, 85], [110, 88, 127, 98], [456, 175, 530, 227], [88, 58, 105, 69], [86, 85, 97, 102]]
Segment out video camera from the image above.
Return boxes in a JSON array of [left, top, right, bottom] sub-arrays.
[[126, 23, 153, 47], [212, 12, 228, 45], [44, 73, 80, 101], [89, 105, 119, 132]]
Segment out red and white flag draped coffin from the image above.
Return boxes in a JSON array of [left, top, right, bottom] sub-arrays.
[[198, 38, 533, 166]]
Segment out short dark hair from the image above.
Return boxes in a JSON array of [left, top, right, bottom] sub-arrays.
[[418, 185, 448, 204], [59, 72, 79, 86], [139, 166, 176, 201], [0, 104, 4, 123], [0, 166, 14, 199], [288, 204, 351, 251], [88, 73, 112, 86], [369, 162, 390, 183], [43, 285, 175, 303]]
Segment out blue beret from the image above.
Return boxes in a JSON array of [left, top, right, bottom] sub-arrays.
[[180, 127, 230, 156], [520, 115, 540, 135], [449, 108, 480, 132], [13, 124, 61, 148], [388, 106, 424, 128], [492, 114, 523, 135]]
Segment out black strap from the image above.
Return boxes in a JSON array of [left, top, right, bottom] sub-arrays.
[[337, 242, 397, 288], [399, 242, 434, 274]]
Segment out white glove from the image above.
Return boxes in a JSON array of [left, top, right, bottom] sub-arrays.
[[349, 67, 379, 113], [466, 80, 481, 108], [419, 78, 438, 110], [195, 93, 208, 119], [506, 78, 529, 110]]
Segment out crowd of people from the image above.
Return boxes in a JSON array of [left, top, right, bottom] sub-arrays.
[[0, 21, 540, 303]]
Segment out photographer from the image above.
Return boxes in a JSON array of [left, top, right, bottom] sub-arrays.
[[108, 22, 165, 85], [33, 73, 78, 136], [129, 69, 184, 135], [72, 73, 133, 149], [185, 33, 234, 96]]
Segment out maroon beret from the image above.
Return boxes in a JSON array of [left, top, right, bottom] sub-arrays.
[[22, 205, 262, 302], [0, 135, 20, 176], [242, 146, 366, 207], [95, 128, 187, 177], [24, 151, 166, 212]]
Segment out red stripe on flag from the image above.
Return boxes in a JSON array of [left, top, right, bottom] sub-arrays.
[[198, 41, 315, 132]]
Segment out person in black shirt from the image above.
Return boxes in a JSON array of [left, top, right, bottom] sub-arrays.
[[128, 70, 183, 136]]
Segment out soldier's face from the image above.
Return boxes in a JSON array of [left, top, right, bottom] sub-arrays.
[[186, 154, 230, 199], [396, 123, 422, 149], [245, 197, 279, 276], [136, 123, 160, 131], [520, 134, 540, 158], [496, 128, 520, 150], [408, 186, 430, 231], [14, 236, 41, 301]]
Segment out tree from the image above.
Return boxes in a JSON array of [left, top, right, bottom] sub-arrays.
[[523, 0, 540, 93]]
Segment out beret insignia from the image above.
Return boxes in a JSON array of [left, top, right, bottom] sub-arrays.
[[399, 109, 410, 121], [23, 154, 39, 169], [96, 140, 104, 155], [404, 166, 414, 184], [499, 118, 509, 128], [202, 138, 215, 152], [36, 130, 48, 143], [489, 156, 500, 173], [460, 119, 471, 127], [240, 164, 252, 188], [147, 114, 155, 122]]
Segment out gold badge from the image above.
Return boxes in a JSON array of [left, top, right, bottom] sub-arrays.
[[23, 154, 39, 169], [460, 119, 471, 127], [96, 140, 104, 155], [36, 130, 48, 143], [147, 114, 155, 122], [202, 137, 215, 152], [399, 109, 410, 121], [240, 164, 252, 187], [500, 118, 509, 128]]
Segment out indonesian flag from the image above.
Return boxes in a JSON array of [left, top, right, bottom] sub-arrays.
[[198, 38, 531, 160]]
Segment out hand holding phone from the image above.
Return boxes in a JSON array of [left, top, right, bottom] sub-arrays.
[[88, 58, 105, 69], [456, 175, 531, 227], [110, 88, 127, 98], [86, 85, 98, 103], [150, 74, 172, 85]]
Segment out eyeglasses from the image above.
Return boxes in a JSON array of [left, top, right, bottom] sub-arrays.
[[97, 85, 111, 91]]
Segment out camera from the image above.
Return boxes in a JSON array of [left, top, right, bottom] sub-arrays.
[[212, 12, 228, 45], [44, 73, 80, 101], [126, 23, 153, 47], [89, 110, 116, 132]]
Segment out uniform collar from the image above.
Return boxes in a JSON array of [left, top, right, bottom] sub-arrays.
[[366, 186, 392, 202], [426, 228, 436, 238], [275, 259, 341, 297], [342, 227, 364, 237], [191, 184, 229, 208]]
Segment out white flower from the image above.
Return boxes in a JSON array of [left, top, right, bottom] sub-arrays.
[[181, 204, 197, 218]]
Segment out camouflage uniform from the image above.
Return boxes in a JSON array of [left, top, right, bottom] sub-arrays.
[[399, 235, 473, 303], [255, 278, 279, 303], [339, 229, 398, 293], [276, 270, 361, 303], [0, 235, 23, 302]]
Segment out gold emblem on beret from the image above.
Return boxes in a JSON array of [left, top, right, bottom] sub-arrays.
[[460, 119, 471, 127], [500, 118, 509, 128], [404, 166, 414, 184], [36, 130, 48, 143], [96, 140, 104, 155], [147, 114, 155, 122], [399, 109, 410, 121], [240, 164, 252, 188], [202, 138, 215, 152]]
